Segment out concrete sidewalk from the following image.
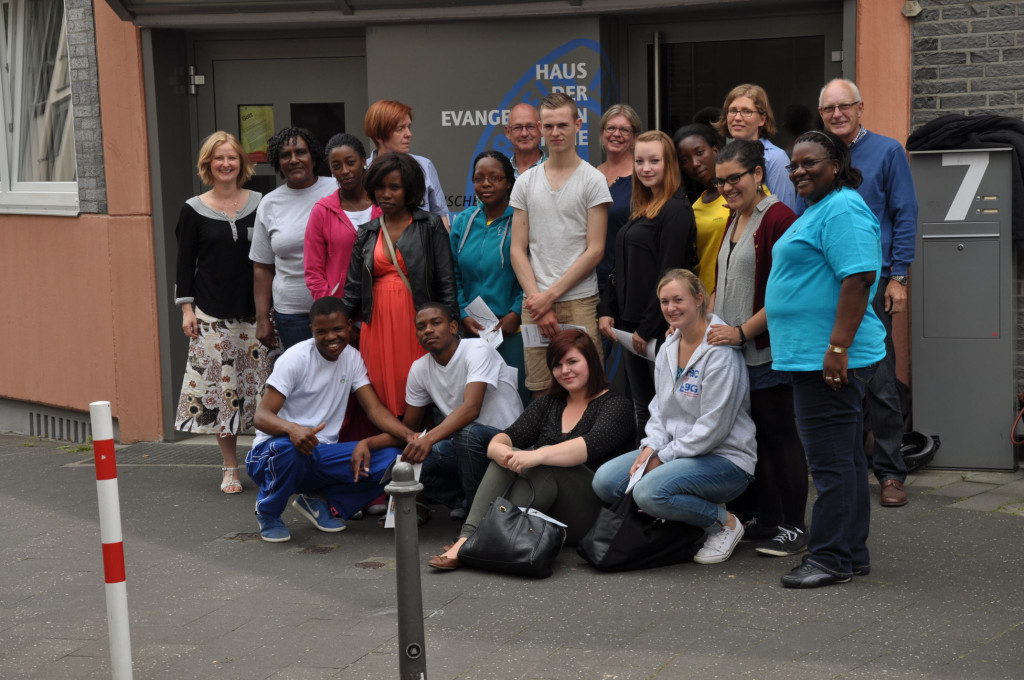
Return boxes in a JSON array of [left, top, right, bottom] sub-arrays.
[[1, 432, 1022, 680]]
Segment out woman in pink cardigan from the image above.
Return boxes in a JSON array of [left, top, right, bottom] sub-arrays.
[[304, 133, 382, 300], [304, 133, 384, 452]]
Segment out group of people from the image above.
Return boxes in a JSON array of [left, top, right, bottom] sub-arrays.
[[173, 76, 917, 589]]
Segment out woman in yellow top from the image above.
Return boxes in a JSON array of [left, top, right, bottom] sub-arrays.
[[674, 124, 729, 294]]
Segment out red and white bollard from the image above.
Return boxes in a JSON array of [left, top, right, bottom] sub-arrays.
[[89, 401, 134, 680]]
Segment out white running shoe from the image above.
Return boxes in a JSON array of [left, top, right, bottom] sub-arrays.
[[693, 520, 744, 564]]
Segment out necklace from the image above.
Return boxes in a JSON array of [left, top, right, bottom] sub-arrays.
[[214, 190, 242, 215]]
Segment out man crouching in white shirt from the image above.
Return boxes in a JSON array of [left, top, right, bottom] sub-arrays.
[[246, 296, 414, 542], [359, 302, 523, 523]]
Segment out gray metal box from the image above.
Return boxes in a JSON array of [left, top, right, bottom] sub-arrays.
[[910, 148, 1017, 470]]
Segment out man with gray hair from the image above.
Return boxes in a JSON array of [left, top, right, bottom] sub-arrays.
[[505, 103, 546, 178], [819, 77, 918, 507]]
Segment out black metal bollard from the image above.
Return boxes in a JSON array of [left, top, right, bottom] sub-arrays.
[[385, 462, 428, 680]]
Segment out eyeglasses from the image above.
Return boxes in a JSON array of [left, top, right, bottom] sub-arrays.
[[727, 108, 760, 119], [785, 158, 830, 173], [472, 174, 507, 184], [819, 101, 861, 115], [603, 126, 634, 136], [508, 124, 538, 134], [710, 169, 753, 188]]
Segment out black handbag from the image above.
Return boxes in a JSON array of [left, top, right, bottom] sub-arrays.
[[458, 477, 567, 579], [577, 491, 704, 572]]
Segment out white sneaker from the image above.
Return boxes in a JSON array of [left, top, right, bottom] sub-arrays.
[[693, 520, 744, 564]]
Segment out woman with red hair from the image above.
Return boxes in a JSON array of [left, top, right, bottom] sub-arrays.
[[427, 330, 636, 570], [364, 99, 450, 228]]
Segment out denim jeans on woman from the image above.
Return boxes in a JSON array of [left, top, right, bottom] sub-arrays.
[[592, 450, 751, 532], [789, 364, 876, 578], [273, 311, 313, 350]]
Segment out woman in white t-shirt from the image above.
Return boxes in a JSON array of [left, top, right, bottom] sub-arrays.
[[250, 127, 336, 350]]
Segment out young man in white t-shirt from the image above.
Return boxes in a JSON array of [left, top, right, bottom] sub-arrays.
[[359, 303, 523, 518], [245, 297, 414, 542], [510, 92, 612, 394]]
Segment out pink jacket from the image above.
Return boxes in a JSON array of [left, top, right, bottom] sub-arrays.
[[304, 191, 381, 300]]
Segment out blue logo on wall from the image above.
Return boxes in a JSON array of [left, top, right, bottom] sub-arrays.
[[460, 38, 620, 204]]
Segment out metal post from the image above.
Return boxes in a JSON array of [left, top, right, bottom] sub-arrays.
[[385, 462, 427, 680], [89, 401, 134, 680]]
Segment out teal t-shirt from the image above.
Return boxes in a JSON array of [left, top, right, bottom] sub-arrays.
[[765, 187, 886, 372]]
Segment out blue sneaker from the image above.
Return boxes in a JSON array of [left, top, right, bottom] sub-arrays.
[[292, 495, 347, 533], [255, 511, 291, 542]]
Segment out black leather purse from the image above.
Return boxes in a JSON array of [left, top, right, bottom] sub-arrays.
[[577, 491, 703, 572], [458, 476, 567, 579]]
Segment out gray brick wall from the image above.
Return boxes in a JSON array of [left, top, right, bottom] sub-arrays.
[[64, 0, 107, 214], [911, 2, 1024, 392], [912, 1, 1024, 128]]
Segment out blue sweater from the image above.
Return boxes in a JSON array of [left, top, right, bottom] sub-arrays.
[[850, 130, 918, 277]]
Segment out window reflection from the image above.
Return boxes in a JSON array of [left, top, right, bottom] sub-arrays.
[[16, 0, 75, 182]]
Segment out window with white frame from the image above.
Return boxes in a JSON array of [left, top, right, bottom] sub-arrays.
[[0, 0, 78, 214]]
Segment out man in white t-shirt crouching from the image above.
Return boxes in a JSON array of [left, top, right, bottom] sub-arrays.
[[245, 296, 415, 542], [359, 302, 523, 520]]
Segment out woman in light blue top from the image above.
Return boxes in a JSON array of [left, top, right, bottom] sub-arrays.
[[714, 84, 800, 214], [765, 129, 885, 589], [450, 150, 528, 400]]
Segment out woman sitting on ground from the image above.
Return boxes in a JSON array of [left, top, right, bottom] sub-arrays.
[[592, 269, 757, 565], [428, 330, 636, 571]]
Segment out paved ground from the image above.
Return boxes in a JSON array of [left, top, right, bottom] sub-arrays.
[[2, 432, 1023, 680]]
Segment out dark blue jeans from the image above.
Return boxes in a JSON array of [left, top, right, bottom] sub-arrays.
[[790, 364, 876, 577], [273, 311, 312, 350], [418, 422, 500, 510], [865, 282, 908, 483]]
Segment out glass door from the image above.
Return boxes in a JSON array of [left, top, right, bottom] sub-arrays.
[[626, 7, 845, 150]]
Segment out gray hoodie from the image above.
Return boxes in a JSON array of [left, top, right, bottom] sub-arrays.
[[640, 313, 758, 475]]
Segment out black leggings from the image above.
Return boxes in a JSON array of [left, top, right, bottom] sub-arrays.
[[730, 382, 808, 529]]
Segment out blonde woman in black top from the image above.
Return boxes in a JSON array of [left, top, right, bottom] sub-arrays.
[[174, 131, 269, 494]]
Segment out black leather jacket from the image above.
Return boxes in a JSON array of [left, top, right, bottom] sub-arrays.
[[341, 209, 457, 324]]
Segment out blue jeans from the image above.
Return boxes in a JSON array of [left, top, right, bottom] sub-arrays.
[[592, 449, 751, 532], [790, 365, 876, 577], [273, 311, 312, 350], [245, 436, 399, 519], [865, 282, 908, 483], [419, 422, 500, 510]]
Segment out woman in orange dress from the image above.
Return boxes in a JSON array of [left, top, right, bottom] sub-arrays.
[[341, 151, 457, 416]]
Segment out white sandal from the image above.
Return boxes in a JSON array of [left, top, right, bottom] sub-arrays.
[[220, 466, 243, 494]]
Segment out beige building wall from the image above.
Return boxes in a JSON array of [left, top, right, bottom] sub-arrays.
[[0, 2, 161, 442], [857, 0, 915, 386]]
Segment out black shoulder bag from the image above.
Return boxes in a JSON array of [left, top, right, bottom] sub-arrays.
[[458, 476, 567, 579]]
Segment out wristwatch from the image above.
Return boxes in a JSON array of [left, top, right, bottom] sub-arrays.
[[890, 275, 908, 286]]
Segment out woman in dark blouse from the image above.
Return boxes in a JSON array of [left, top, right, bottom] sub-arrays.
[[428, 330, 635, 570], [594, 104, 642, 293], [174, 131, 270, 494], [599, 130, 698, 435]]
